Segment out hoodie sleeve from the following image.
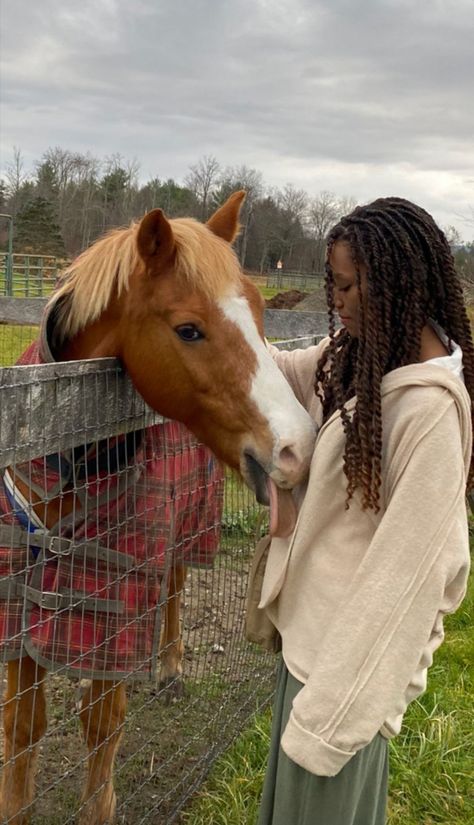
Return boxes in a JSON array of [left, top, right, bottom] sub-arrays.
[[281, 395, 470, 776]]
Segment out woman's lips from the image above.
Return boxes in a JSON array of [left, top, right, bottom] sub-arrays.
[[339, 316, 351, 325]]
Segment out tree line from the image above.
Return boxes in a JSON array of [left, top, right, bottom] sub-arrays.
[[1, 147, 473, 281]]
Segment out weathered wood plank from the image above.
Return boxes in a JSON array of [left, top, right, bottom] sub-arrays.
[[264, 309, 328, 339], [0, 359, 162, 468], [273, 335, 324, 351], [0, 297, 47, 325]]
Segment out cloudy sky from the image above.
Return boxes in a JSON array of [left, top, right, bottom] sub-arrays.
[[1, 0, 473, 238]]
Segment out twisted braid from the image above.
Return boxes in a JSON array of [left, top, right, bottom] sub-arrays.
[[315, 197, 474, 510]]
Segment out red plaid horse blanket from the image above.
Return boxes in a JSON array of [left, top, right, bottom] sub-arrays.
[[0, 338, 224, 680]]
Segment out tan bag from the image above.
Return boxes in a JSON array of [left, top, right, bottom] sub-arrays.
[[245, 534, 281, 653]]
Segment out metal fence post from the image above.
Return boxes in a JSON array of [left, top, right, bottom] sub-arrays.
[[0, 214, 14, 296]]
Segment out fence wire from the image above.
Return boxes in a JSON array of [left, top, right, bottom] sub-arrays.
[[0, 363, 275, 824], [0, 307, 322, 824], [0, 323, 39, 367]]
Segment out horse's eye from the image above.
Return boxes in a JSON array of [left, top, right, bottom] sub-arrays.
[[175, 324, 205, 342]]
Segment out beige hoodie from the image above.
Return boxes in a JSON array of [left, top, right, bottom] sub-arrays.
[[263, 339, 472, 777]]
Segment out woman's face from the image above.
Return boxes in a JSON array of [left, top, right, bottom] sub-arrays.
[[328, 241, 367, 338]]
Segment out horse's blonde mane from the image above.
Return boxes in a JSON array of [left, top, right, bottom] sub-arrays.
[[51, 217, 242, 341]]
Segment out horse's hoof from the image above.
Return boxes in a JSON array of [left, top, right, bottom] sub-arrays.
[[158, 675, 185, 704]]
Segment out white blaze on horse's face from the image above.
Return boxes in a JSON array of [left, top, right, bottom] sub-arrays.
[[218, 293, 316, 493]]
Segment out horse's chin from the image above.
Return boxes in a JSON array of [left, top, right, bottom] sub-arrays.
[[242, 453, 297, 538]]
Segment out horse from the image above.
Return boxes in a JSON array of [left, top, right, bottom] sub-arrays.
[[0, 190, 316, 825]]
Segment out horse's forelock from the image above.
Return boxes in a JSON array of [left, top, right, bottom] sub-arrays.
[[171, 218, 242, 301], [50, 223, 140, 342]]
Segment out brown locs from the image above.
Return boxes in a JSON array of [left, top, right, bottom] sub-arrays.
[[315, 197, 474, 511]]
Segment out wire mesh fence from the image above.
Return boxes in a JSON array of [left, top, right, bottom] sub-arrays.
[[0, 300, 324, 824]]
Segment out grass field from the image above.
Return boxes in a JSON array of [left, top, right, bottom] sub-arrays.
[[0, 324, 39, 366], [184, 548, 474, 825], [0, 273, 55, 298]]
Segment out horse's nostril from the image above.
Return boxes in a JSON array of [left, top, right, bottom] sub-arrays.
[[279, 445, 299, 469]]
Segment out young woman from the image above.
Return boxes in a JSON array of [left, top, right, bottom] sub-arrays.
[[252, 197, 473, 825]]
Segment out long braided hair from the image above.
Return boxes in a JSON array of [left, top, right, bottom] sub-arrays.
[[315, 196, 474, 511]]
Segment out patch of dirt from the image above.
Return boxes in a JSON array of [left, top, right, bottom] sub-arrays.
[[265, 290, 308, 309], [293, 288, 329, 312]]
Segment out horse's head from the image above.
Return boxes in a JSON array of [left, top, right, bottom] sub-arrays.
[[121, 192, 316, 527], [53, 192, 316, 535]]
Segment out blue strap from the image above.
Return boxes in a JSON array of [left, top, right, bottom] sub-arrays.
[[3, 481, 42, 559]]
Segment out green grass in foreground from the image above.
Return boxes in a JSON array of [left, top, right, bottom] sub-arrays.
[[184, 557, 474, 825]]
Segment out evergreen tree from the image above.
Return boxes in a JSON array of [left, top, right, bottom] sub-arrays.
[[14, 196, 66, 256]]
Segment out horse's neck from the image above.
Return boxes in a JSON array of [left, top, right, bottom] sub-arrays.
[[58, 314, 122, 361], [15, 313, 123, 528]]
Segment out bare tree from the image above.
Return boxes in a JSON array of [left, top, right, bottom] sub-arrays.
[[213, 165, 264, 266], [307, 191, 340, 274], [307, 192, 356, 274], [443, 225, 463, 251], [34, 148, 103, 253], [249, 195, 284, 272], [185, 155, 220, 219], [277, 184, 308, 223], [4, 147, 29, 215], [270, 184, 309, 268]]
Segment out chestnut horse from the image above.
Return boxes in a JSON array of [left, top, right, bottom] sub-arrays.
[[0, 191, 316, 825]]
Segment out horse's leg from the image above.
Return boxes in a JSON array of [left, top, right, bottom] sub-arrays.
[[159, 560, 187, 702], [0, 656, 47, 825], [78, 679, 126, 825]]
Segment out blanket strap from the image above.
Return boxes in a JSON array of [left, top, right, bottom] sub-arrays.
[[0, 524, 135, 571], [0, 579, 124, 614]]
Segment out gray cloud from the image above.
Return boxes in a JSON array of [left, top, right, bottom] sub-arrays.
[[1, 0, 473, 236]]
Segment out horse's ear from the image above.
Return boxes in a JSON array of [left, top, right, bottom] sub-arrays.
[[207, 190, 246, 243], [136, 209, 175, 264]]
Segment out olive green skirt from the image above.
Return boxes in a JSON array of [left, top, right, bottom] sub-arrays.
[[257, 660, 389, 825]]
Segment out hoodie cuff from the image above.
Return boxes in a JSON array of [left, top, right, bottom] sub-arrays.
[[281, 710, 355, 777]]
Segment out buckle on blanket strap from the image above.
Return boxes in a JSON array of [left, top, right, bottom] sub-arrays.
[[48, 536, 73, 556], [0, 525, 135, 570], [21, 584, 125, 614], [0, 580, 124, 614], [21, 585, 64, 612]]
